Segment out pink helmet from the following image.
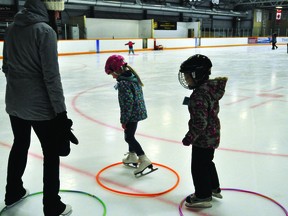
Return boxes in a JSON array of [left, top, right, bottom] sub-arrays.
[[105, 55, 127, 74]]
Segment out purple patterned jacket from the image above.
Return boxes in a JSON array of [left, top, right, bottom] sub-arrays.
[[185, 77, 228, 149]]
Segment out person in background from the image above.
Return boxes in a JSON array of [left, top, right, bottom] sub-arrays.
[[105, 54, 156, 177], [125, 41, 135, 55], [1, 0, 78, 215], [178, 54, 228, 208], [271, 33, 278, 50]]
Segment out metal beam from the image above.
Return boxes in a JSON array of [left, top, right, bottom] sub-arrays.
[[66, 0, 248, 17]]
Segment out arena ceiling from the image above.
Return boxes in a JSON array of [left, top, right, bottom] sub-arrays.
[[14, 0, 286, 19], [217, 0, 288, 10], [67, 0, 287, 10], [62, 0, 285, 18]]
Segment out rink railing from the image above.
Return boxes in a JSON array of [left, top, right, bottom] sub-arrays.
[[1, 37, 288, 58]]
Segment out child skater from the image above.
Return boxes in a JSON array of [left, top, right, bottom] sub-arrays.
[[178, 54, 228, 208], [125, 41, 135, 55], [105, 54, 156, 176]]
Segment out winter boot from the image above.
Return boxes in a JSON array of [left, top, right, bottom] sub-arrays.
[[5, 188, 30, 209], [60, 204, 72, 216], [212, 188, 223, 199]]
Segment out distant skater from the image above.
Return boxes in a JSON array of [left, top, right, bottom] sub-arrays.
[[271, 33, 278, 50], [125, 41, 135, 54]]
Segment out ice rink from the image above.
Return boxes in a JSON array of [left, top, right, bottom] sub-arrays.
[[0, 44, 288, 216]]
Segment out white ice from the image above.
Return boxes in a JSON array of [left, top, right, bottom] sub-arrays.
[[0, 45, 288, 216]]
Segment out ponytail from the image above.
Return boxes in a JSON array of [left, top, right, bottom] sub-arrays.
[[126, 65, 144, 87]]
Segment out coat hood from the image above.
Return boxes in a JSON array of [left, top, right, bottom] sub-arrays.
[[117, 71, 138, 83], [200, 77, 228, 101], [14, 0, 49, 26]]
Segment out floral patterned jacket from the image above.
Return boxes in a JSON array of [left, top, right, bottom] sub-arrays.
[[185, 77, 228, 149], [116, 71, 147, 124]]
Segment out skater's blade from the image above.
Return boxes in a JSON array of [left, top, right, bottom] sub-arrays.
[[123, 163, 138, 168], [135, 167, 158, 178]]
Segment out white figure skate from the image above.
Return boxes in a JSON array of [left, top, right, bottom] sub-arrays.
[[122, 152, 139, 168], [134, 155, 158, 177]]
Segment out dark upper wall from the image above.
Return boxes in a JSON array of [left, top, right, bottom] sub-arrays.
[[1, 0, 287, 39]]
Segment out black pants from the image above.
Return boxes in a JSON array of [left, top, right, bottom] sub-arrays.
[[5, 115, 65, 215], [191, 145, 220, 199], [272, 42, 278, 49], [124, 122, 144, 156]]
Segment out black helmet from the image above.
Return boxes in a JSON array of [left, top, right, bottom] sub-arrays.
[[178, 54, 212, 89]]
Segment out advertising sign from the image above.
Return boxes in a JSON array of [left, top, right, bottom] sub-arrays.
[[154, 21, 177, 30]]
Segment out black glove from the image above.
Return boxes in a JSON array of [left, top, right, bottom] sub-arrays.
[[182, 133, 192, 146], [54, 111, 79, 156], [182, 97, 190, 105]]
